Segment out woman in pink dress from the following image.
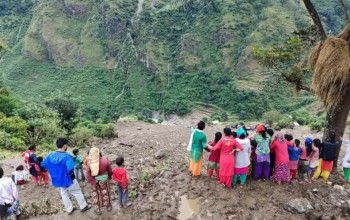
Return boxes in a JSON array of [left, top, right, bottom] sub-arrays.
[[207, 132, 222, 179], [211, 128, 244, 188], [270, 132, 290, 184]]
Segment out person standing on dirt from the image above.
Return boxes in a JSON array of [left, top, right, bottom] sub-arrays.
[[22, 144, 36, 170], [188, 121, 209, 176], [341, 133, 350, 182], [0, 167, 21, 219], [207, 132, 222, 179], [313, 131, 340, 183], [210, 128, 244, 188], [85, 147, 113, 215], [232, 128, 251, 186], [28, 145, 40, 185], [270, 132, 290, 184], [254, 125, 271, 181], [42, 138, 91, 215], [297, 138, 312, 184]]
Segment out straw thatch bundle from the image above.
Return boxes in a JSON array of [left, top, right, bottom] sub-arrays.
[[308, 36, 350, 111]]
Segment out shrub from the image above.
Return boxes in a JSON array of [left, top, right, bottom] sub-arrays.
[[99, 123, 116, 139], [210, 112, 221, 121], [274, 116, 294, 130], [291, 110, 311, 125], [70, 127, 95, 147], [221, 112, 229, 122], [202, 117, 209, 123], [309, 121, 323, 131], [262, 110, 283, 126]]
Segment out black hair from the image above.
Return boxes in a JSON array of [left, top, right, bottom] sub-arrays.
[[239, 133, 246, 139], [0, 167, 3, 178], [329, 130, 336, 140], [306, 142, 313, 156], [294, 139, 300, 147], [198, 121, 205, 130], [261, 131, 267, 139], [116, 156, 124, 166], [56, 138, 68, 148], [73, 149, 79, 155], [284, 134, 293, 142], [232, 131, 237, 138], [28, 144, 36, 151], [214, 132, 222, 143], [223, 128, 231, 136], [16, 165, 24, 171], [251, 139, 257, 148], [266, 128, 274, 137], [37, 156, 43, 162], [313, 138, 322, 149]]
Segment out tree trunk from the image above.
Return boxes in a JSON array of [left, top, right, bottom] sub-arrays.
[[338, 0, 350, 22], [323, 87, 350, 170], [302, 0, 327, 41]]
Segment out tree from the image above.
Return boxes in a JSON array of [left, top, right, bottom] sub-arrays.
[[255, 0, 350, 169], [45, 97, 80, 135]]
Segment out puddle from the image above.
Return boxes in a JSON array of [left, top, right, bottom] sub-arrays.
[[178, 195, 199, 220]]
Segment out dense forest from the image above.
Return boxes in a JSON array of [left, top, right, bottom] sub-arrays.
[[0, 0, 348, 123]]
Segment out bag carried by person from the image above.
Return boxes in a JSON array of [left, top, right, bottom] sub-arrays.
[[322, 141, 339, 161]]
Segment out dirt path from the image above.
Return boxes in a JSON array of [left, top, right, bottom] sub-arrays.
[[1, 120, 349, 219]]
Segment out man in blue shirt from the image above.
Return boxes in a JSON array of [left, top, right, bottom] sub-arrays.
[[42, 138, 91, 215]]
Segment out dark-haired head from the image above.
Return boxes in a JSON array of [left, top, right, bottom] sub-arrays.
[[223, 128, 232, 136], [198, 121, 205, 130], [0, 167, 3, 178], [214, 132, 222, 143], [329, 130, 336, 140], [37, 156, 43, 162], [28, 144, 36, 151], [266, 128, 274, 137], [56, 138, 68, 149], [284, 134, 293, 142], [16, 165, 24, 171], [239, 133, 246, 139], [73, 149, 79, 155], [294, 139, 300, 147], [306, 142, 313, 156], [232, 131, 237, 138], [116, 156, 124, 167], [313, 138, 322, 149]]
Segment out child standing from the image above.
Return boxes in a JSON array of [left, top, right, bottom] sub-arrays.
[[207, 132, 222, 179], [112, 156, 131, 208], [11, 165, 29, 185], [286, 136, 302, 180], [73, 149, 85, 182], [341, 134, 350, 182], [37, 156, 49, 187], [307, 139, 320, 183]]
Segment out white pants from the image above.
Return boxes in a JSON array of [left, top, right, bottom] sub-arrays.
[[60, 179, 87, 213]]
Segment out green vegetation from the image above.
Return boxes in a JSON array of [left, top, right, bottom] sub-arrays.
[[0, 0, 348, 135]]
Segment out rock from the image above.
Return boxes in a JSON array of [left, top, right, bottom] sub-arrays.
[[154, 150, 167, 159], [294, 122, 300, 126], [137, 127, 142, 130], [284, 198, 314, 213], [305, 212, 323, 220], [333, 185, 344, 191]]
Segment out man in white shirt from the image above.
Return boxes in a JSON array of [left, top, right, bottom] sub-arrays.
[[0, 167, 21, 219]]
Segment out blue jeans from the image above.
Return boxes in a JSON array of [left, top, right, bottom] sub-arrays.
[[117, 184, 128, 206], [4, 200, 20, 219], [74, 167, 85, 181]]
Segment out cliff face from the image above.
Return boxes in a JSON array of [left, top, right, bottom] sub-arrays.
[[0, 0, 346, 120]]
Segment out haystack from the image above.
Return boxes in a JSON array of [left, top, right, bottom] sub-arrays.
[[308, 27, 350, 111]]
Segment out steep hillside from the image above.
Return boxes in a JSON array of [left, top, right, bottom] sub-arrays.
[[0, 0, 347, 121]]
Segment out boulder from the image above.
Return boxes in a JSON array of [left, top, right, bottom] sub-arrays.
[[284, 198, 314, 213]]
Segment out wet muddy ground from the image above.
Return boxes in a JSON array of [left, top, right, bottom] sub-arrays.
[[1, 119, 349, 220]]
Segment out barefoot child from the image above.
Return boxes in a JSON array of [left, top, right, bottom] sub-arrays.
[[307, 139, 320, 183], [112, 156, 131, 208], [207, 132, 222, 179]]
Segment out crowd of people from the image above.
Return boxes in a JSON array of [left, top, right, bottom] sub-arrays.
[[188, 121, 346, 188], [0, 138, 131, 219]]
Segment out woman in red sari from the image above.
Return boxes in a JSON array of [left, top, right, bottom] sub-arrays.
[[211, 128, 244, 188]]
